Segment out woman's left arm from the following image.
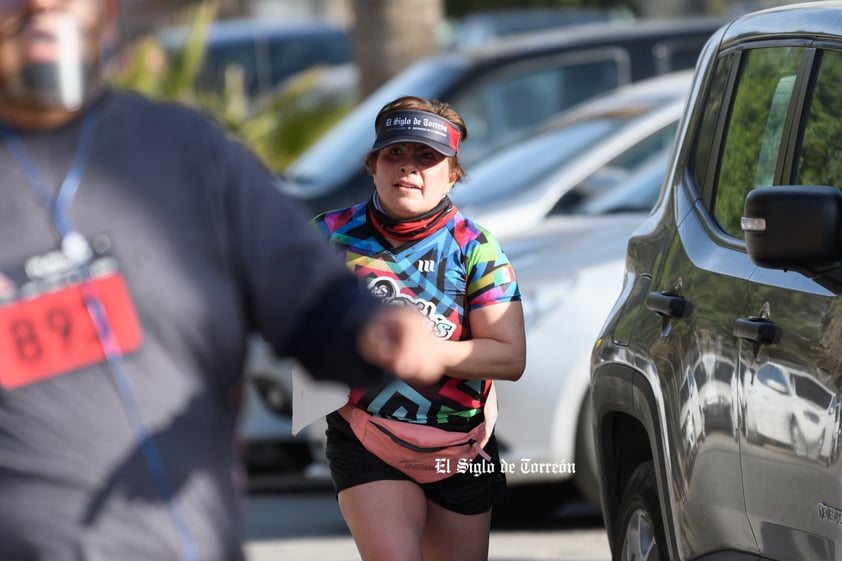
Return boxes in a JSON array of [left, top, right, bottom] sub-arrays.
[[438, 301, 526, 381]]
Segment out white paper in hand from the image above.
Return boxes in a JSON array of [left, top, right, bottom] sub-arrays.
[[290, 363, 350, 436]]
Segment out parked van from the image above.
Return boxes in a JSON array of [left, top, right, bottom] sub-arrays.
[[160, 19, 354, 104]]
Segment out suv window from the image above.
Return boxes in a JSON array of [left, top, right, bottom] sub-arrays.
[[712, 46, 802, 238], [797, 49, 842, 188], [690, 52, 733, 191]]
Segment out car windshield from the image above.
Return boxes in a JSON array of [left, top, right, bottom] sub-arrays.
[[202, 42, 260, 93], [279, 56, 467, 198], [453, 116, 631, 208], [580, 149, 670, 215]]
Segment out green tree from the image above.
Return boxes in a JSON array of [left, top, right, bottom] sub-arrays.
[[352, 0, 444, 97]]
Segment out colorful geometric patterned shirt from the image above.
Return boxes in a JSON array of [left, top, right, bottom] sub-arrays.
[[314, 200, 521, 431]]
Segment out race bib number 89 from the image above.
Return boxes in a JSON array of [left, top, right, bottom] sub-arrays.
[[0, 273, 142, 389]]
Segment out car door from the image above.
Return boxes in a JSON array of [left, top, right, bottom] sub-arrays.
[[614, 49, 759, 560], [708, 43, 842, 559]]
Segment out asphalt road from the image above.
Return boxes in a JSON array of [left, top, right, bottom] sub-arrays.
[[242, 478, 612, 561]]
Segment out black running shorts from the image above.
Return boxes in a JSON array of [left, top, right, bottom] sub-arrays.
[[324, 411, 507, 515]]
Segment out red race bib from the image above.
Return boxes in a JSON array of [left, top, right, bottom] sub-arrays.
[[0, 273, 143, 389]]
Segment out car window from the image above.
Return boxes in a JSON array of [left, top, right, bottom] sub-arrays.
[[757, 364, 789, 394], [604, 120, 677, 170], [792, 374, 834, 409], [452, 8, 628, 48], [712, 46, 803, 238], [266, 33, 352, 87], [454, 51, 627, 163], [453, 118, 621, 206], [796, 49, 842, 189], [580, 148, 670, 215], [204, 41, 260, 93], [654, 38, 710, 74], [197, 29, 352, 100], [551, 120, 678, 214], [690, 53, 734, 193], [753, 74, 795, 187]]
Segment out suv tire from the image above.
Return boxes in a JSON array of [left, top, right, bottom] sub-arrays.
[[614, 461, 668, 561], [574, 394, 601, 506]]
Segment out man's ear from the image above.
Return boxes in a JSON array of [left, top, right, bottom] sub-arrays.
[[104, 0, 120, 23], [99, 0, 122, 56]]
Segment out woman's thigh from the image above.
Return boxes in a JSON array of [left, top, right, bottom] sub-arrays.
[[422, 498, 492, 561], [337, 480, 428, 561]]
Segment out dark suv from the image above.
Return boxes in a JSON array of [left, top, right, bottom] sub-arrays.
[[591, 2, 842, 560]]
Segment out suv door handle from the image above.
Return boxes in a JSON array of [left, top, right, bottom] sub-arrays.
[[645, 291, 690, 319], [733, 317, 783, 345]]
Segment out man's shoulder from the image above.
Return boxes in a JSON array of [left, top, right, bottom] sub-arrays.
[[106, 89, 220, 130]]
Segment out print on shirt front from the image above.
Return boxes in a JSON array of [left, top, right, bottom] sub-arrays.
[[315, 202, 520, 431], [0, 234, 142, 389]]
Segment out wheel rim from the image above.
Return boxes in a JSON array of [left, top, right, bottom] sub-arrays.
[[621, 507, 658, 561]]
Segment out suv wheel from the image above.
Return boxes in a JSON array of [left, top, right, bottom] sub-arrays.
[[615, 461, 668, 561], [574, 395, 601, 506]]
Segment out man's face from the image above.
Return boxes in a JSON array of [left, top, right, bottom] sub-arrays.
[[0, 0, 114, 110]]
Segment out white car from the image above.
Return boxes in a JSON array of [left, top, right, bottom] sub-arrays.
[[744, 362, 839, 464], [237, 342, 308, 482], [451, 70, 693, 237], [495, 212, 651, 508]]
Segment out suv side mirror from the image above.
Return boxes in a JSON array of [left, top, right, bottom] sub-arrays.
[[742, 185, 842, 289]]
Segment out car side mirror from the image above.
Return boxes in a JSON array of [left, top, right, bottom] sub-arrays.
[[742, 185, 842, 290]]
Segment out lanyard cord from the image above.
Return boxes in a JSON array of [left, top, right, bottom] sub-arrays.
[[0, 113, 200, 561], [1, 111, 96, 238]]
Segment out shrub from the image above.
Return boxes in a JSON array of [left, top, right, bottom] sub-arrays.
[[107, 1, 353, 171]]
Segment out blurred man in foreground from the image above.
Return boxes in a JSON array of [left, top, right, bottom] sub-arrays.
[[0, 1, 445, 560]]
